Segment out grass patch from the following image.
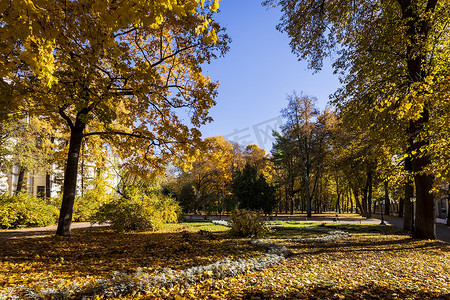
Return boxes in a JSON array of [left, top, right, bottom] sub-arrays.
[[267, 228, 327, 240], [268, 220, 324, 227], [272, 212, 366, 220], [162, 221, 230, 232], [268, 220, 403, 235]]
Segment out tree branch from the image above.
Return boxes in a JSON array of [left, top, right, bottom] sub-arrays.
[[151, 44, 199, 68], [83, 130, 187, 146], [59, 105, 74, 130]]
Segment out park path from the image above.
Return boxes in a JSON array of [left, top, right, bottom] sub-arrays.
[[1, 214, 449, 243], [0, 222, 107, 243], [370, 214, 450, 243]]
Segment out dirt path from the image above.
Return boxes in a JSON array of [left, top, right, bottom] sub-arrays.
[[0, 222, 108, 243]]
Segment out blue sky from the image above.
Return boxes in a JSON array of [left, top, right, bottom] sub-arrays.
[[200, 0, 341, 152]]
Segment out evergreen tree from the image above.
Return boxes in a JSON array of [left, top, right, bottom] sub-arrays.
[[232, 163, 275, 214]]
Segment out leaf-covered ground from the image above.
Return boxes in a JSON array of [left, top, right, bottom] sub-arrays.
[[0, 222, 261, 289], [1, 221, 450, 299], [166, 224, 450, 300]]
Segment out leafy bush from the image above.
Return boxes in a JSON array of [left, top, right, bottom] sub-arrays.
[[73, 174, 114, 222], [155, 192, 183, 224], [229, 209, 269, 237], [0, 193, 58, 229], [92, 187, 181, 232]]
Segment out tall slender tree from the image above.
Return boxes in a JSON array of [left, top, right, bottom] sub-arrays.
[[281, 92, 319, 217], [271, 131, 297, 214]]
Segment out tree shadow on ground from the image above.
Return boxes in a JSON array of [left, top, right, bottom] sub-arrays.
[[315, 223, 403, 234], [242, 283, 450, 299], [288, 236, 450, 257], [0, 227, 262, 287], [0, 226, 98, 242]]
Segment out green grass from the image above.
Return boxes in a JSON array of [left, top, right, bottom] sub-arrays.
[[162, 221, 230, 233], [163, 220, 405, 238], [267, 228, 326, 239], [268, 220, 332, 228], [267, 220, 402, 233]]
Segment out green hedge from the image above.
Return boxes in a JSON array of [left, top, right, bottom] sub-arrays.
[[0, 193, 58, 229]]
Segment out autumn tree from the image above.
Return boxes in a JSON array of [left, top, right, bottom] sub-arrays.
[[176, 136, 234, 214], [0, 116, 54, 193], [243, 144, 274, 180], [280, 92, 326, 217], [2, 0, 228, 236], [267, 0, 450, 239], [271, 131, 298, 213], [174, 139, 275, 214]]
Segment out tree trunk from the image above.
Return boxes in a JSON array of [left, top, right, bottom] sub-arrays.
[[310, 173, 319, 212], [367, 171, 372, 218], [304, 166, 311, 217], [349, 187, 354, 213], [412, 153, 435, 239], [15, 166, 26, 194], [401, 0, 437, 239], [362, 172, 371, 218], [403, 147, 413, 231], [354, 189, 363, 216], [337, 192, 341, 213], [384, 181, 390, 216], [284, 187, 288, 214], [56, 118, 85, 236], [289, 179, 294, 214], [398, 196, 404, 218], [447, 186, 450, 226], [407, 111, 435, 238], [335, 174, 340, 213], [45, 173, 52, 198], [290, 196, 294, 215], [403, 181, 414, 231], [45, 136, 54, 199]]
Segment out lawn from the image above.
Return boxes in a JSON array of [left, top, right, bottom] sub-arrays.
[[1, 222, 449, 299]]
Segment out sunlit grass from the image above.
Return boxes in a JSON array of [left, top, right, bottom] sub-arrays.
[[267, 228, 326, 240], [162, 221, 230, 232], [271, 212, 366, 219]]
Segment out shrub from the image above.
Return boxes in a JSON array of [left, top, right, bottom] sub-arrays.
[[92, 187, 181, 232], [73, 174, 114, 222], [229, 209, 269, 237], [154, 192, 183, 224], [0, 193, 58, 229]]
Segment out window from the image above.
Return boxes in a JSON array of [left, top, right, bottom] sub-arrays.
[[37, 186, 45, 198]]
